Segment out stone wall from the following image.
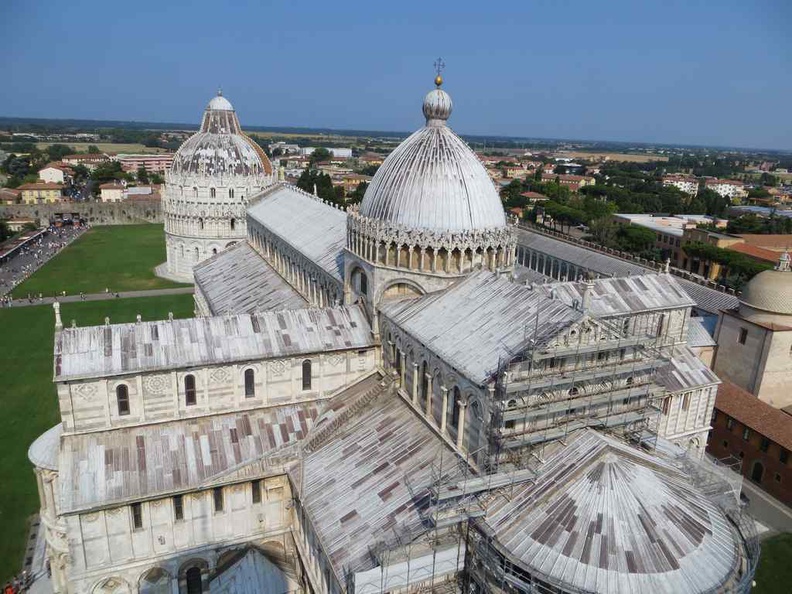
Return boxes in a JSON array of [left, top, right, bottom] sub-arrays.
[[0, 199, 162, 226]]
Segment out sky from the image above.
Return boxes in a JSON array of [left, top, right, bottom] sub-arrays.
[[0, 0, 790, 150]]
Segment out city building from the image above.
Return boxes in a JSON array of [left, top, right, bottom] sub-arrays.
[[18, 181, 64, 204], [708, 380, 792, 506], [662, 174, 700, 196], [116, 153, 175, 174], [29, 80, 758, 594], [38, 163, 74, 185], [705, 179, 748, 200], [61, 153, 109, 170], [541, 172, 595, 192], [341, 173, 371, 194], [157, 91, 275, 282], [0, 187, 20, 205], [99, 182, 125, 203], [712, 252, 792, 409]]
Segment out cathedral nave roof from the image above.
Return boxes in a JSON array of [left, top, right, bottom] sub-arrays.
[[194, 241, 308, 315], [55, 304, 372, 381], [247, 184, 347, 282]]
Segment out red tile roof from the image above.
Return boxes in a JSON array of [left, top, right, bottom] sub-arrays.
[[727, 242, 780, 262], [715, 380, 792, 451], [18, 182, 63, 190]]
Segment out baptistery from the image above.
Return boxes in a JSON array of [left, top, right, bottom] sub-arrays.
[[159, 91, 275, 281], [345, 76, 515, 305]]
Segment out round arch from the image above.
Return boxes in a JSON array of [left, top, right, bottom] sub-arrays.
[[376, 278, 426, 303], [138, 567, 171, 594], [91, 577, 131, 594]]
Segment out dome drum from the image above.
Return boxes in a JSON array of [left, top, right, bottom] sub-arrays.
[[347, 207, 516, 275]]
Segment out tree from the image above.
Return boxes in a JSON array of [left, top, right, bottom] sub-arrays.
[[87, 145, 101, 154], [296, 168, 340, 205], [137, 166, 150, 184], [348, 181, 368, 204], [46, 144, 75, 162], [90, 160, 125, 184], [309, 148, 332, 166], [0, 220, 10, 243], [614, 225, 656, 254]]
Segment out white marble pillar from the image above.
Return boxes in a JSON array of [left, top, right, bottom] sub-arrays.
[[456, 401, 468, 450], [440, 386, 449, 433]]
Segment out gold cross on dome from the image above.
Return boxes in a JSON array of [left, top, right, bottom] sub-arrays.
[[434, 58, 445, 87]]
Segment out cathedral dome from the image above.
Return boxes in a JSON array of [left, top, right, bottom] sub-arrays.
[[358, 79, 506, 233], [170, 91, 272, 178], [739, 251, 792, 316]]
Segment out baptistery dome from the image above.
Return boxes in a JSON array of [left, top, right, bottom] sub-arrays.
[[359, 80, 506, 232], [170, 91, 272, 178], [158, 91, 275, 282]]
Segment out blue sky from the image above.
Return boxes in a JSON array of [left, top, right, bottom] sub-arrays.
[[1, 0, 790, 150]]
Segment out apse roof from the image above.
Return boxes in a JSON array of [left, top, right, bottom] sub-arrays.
[[482, 429, 741, 594]]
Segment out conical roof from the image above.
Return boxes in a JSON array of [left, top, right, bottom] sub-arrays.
[[170, 91, 272, 178]]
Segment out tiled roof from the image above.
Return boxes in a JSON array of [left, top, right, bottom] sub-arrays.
[[714, 380, 792, 451], [55, 305, 372, 380], [727, 242, 779, 262], [18, 182, 62, 190], [247, 184, 347, 282], [193, 242, 307, 315], [655, 348, 719, 393], [686, 316, 717, 348], [299, 386, 460, 576], [380, 271, 582, 384], [59, 403, 319, 513], [482, 429, 741, 594], [517, 229, 740, 315]]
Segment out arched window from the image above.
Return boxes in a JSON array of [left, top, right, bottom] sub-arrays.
[[199, 217, 204, 230], [185, 567, 202, 594], [626, 377, 634, 386], [184, 374, 196, 406], [229, 188, 234, 199], [212, 248, 217, 255], [210, 187, 216, 198], [192, 187, 198, 198], [116, 385, 130, 416], [420, 361, 429, 407], [194, 247, 199, 261], [568, 386, 579, 396], [230, 218, 235, 231], [359, 271, 368, 296], [244, 369, 255, 398], [302, 360, 312, 390], [451, 386, 462, 428], [656, 313, 665, 337]]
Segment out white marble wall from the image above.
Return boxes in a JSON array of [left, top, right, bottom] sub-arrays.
[[58, 348, 376, 434]]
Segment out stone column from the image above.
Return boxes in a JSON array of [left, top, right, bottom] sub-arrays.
[[456, 401, 468, 450], [399, 351, 406, 387], [440, 386, 449, 433], [411, 363, 419, 405], [407, 247, 413, 270], [425, 374, 433, 419]]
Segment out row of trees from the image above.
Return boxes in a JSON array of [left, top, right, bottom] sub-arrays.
[[682, 241, 773, 289]]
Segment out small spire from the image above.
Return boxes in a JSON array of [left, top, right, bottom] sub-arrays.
[[777, 250, 790, 272], [217, 87, 223, 97], [313, 183, 318, 196], [53, 302, 62, 331], [664, 258, 671, 274]]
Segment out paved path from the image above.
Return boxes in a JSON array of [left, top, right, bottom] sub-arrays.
[[3, 286, 194, 308], [742, 479, 792, 537]]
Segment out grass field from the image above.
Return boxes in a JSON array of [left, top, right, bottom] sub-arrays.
[[753, 532, 792, 593], [0, 294, 195, 581], [557, 151, 669, 163], [13, 225, 189, 297], [35, 142, 170, 155]]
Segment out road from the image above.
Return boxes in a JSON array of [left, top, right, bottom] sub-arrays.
[[742, 479, 792, 537]]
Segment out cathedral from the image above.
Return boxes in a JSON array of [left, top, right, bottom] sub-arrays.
[[29, 77, 759, 593]]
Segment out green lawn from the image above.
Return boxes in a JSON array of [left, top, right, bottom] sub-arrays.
[[0, 294, 195, 581], [754, 532, 792, 593], [13, 224, 189, 297]]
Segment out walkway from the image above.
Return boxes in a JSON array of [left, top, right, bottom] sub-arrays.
[[3, 287, 194, 308]]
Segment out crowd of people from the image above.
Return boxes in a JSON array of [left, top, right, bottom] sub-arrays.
[[2, 570, 32, 593], [0, 224, 88, 297]]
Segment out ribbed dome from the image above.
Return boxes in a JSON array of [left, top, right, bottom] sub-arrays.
[[170, 91, 272, 177], [740, 253, 792, 315], [359, 82, 506, 232]]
